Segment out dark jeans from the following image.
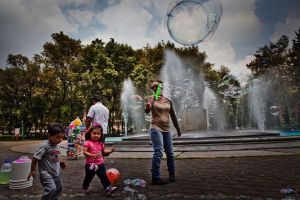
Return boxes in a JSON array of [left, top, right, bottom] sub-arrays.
[[82, 163, 110, 190], [150, 128, 175, 179]]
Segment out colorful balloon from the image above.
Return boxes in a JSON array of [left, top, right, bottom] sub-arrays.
[[106, 168, 121, 186], [73, 117, 82, 126], [69, 122, 75, 129]]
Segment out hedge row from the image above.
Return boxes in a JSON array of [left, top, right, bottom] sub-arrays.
[[0, 135, 20, 141]]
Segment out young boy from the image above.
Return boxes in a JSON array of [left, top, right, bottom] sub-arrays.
[[28, 123, 67, 200]]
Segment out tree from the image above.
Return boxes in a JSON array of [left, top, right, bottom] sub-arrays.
[[103, 39, 137, 133], [0, 67, 23, 133], [247, 35, 289, 79], [246, 31, 300, 129], [289, 27, 300, 87], [130, 64, 153, 96], [287, 27, 300, 128], [42, 31, 83, 122]]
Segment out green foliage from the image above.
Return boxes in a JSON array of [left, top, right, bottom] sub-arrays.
[[288, 27, 300, 87], [1, 28, 300, 134], [0, 135, 17, 141], [246, 29, 300, 129], [130, 64, 154, 96], [247, 35, 289, 78]]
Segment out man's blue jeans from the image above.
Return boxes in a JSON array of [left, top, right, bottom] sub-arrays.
[[150, 128, 175, 179]]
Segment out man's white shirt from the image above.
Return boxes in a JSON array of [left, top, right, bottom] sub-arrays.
[[87, 102, 109, 134]]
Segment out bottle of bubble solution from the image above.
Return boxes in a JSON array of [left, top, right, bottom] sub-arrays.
[[0, 159, 12, 184]]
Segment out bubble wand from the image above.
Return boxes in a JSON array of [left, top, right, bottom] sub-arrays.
[[154, 83, 161, 100]]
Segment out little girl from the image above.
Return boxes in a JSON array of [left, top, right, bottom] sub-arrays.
[[82, 124, 117, 196]]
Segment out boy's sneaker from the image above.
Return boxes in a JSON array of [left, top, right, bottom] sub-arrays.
[[106, 185, 117, 196], [152, 177, 169, 185], [82, 188, 89, 194]]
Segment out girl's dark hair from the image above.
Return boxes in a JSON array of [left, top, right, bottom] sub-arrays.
[[48, 123, 64, 136], [85, 125, 104, 142], [152, 79, 163, 84]]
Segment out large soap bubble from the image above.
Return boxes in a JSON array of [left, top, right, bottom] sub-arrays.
[[166, 0, 223, 45], [270, 106, 279, 116]]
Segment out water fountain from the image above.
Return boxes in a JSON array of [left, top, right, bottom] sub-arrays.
[[120, 50, 288, 135], [246, 77, 280, 131], [157, 50, 281, 132], [118, 52, 297, 156], [160, 50, 224, 131], [121, 79, 135, 137], [203, 85, 224, 130], [121, 79, 144, 136], [248, 79, 267, 131], [216, 73, 284, 132]]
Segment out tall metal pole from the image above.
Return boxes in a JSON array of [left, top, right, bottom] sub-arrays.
[[21, 120, 24, 140]]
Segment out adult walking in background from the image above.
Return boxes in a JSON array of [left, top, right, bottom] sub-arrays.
[[145, 79, 181, 185], [86, 95, 109, 140]]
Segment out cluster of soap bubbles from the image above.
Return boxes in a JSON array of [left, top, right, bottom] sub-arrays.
[[166, 0, 223, 45], [218, 74, 249, 99], [163, 82, 202, 108], [217, 73, 269, 99], [123, 178, 147, 200]]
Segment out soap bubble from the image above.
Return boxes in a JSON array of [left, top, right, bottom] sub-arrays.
[[129, 95, 143, 110], [166, 0, 223, 45], [217, 74, 250, 99], [270, 106, 279, 116]]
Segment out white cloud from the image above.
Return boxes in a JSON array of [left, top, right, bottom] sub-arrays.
[[0, 0, 73, 66], [271, 16, 300, 42], [152, 22, 171, 44], [201, 41, 236, 68], [201, 40, 251, 72], [201, 39, 252, 84], [95, 0, 152, 46], [1, 0, 296, 80], [214, 0, 263, 42], [198, 0, 260, 76], [107, 0, 120, 6], [87, 0, 172, 48], [65, 9, 94, 28], [58, 0, 96, 7]]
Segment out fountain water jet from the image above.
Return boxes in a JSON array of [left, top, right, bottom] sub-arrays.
[[121, 79, 135, 137], [160, 50, 224, 131], [203, 85, 224, 130], [248, 79, 267, 131], [121, 78, 144, 136]]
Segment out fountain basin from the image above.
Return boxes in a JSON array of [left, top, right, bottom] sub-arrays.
[[280, 130, 300, 136]]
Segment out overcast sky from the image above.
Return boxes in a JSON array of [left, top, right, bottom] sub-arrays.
[[1, 0, 299, 80]]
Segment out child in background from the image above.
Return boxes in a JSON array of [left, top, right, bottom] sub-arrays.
[[74, 141, 82, 159], [82, 124, 117, 196], [67, 141, 81, 160], [28, 123, 67, 200]]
